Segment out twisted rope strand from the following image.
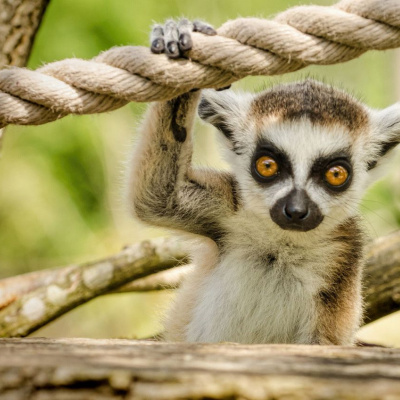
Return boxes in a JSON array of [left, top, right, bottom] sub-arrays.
[[0, 0, 399, 129]]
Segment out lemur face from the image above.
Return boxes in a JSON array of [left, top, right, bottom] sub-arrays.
[[250, 121, 353, 232], [199, 80, 400, 233]]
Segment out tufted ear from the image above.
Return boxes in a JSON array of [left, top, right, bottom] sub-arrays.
[[367, 103, 400, 171], [198, 89, 253, 153]]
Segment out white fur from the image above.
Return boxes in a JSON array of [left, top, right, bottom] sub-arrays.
[[185, 210, 342, 344]]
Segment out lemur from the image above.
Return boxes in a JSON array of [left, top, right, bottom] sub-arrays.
[[127, 20, 400, 345]]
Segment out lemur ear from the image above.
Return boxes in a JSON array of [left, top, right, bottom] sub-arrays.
[[198, 89, 253, 151], [367, 104, 400, 170]]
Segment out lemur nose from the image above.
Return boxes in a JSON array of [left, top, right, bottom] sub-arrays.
[[270, 189, 324, 232], [284, 204, 309, 221], [283, 190, 310, 222]]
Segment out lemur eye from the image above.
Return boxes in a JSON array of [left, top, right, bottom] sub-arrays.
[[255, 156, 279, 178], [324, 165, 349, 187]]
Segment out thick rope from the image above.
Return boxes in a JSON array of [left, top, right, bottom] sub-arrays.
[[1, 0, 400, 128]]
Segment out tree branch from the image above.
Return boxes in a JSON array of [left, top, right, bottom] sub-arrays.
[[0, 262, 190, 310], [110, 264, 192, 293], [0, 238, 188, 337]]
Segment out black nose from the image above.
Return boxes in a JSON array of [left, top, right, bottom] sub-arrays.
[[284, 199, 309, 222], [284, 189, 309, 221], [270, 189, 324, 232]]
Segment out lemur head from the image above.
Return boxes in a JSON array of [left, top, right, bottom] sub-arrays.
[[199, 80, 400, 233]]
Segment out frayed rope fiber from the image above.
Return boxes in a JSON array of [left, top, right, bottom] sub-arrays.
[[1, 0, 400, 128]]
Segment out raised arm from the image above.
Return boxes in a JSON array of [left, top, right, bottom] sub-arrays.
[[127, 91, 239, 243]]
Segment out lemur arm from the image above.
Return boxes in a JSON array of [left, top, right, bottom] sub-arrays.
[[128, 92, 239, 242]]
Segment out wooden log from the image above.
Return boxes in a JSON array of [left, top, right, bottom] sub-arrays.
[[0, 338, 400, 399]]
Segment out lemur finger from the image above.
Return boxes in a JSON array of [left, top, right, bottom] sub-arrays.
[[193, 20, 217, 36], [150, 25, 165, 54], [164, 19, 180, 59], [177, 19, 194, 52]]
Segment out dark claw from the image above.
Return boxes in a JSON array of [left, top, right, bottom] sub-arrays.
[[202, 26, 217, 36], [216, 85, 232, 91], [151, 38, 165, 54], [166, 41, 180, 58], [179, 33, 193, 52], [193, 22, 217, 36]]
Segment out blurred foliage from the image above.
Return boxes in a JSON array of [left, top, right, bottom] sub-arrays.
[[0, 0, 399, 344]]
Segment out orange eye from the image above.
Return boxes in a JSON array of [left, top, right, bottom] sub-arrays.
[[325, 165, 349, 186], [255, 156, 278, 178]]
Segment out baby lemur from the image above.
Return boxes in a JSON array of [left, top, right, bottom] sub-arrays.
[[128, 21, 400, 345]]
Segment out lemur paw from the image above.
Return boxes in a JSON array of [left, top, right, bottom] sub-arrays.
[[150, 19, 216, 59]]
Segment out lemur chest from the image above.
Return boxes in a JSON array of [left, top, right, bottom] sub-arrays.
[[186, 239, 332, 344]]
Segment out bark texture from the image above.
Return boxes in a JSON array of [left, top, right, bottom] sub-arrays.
[[0, 338, 400, 400], [0, 0, 49, 68]]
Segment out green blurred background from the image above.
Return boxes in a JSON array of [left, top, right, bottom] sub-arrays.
[[0, 0, 399, 345]]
